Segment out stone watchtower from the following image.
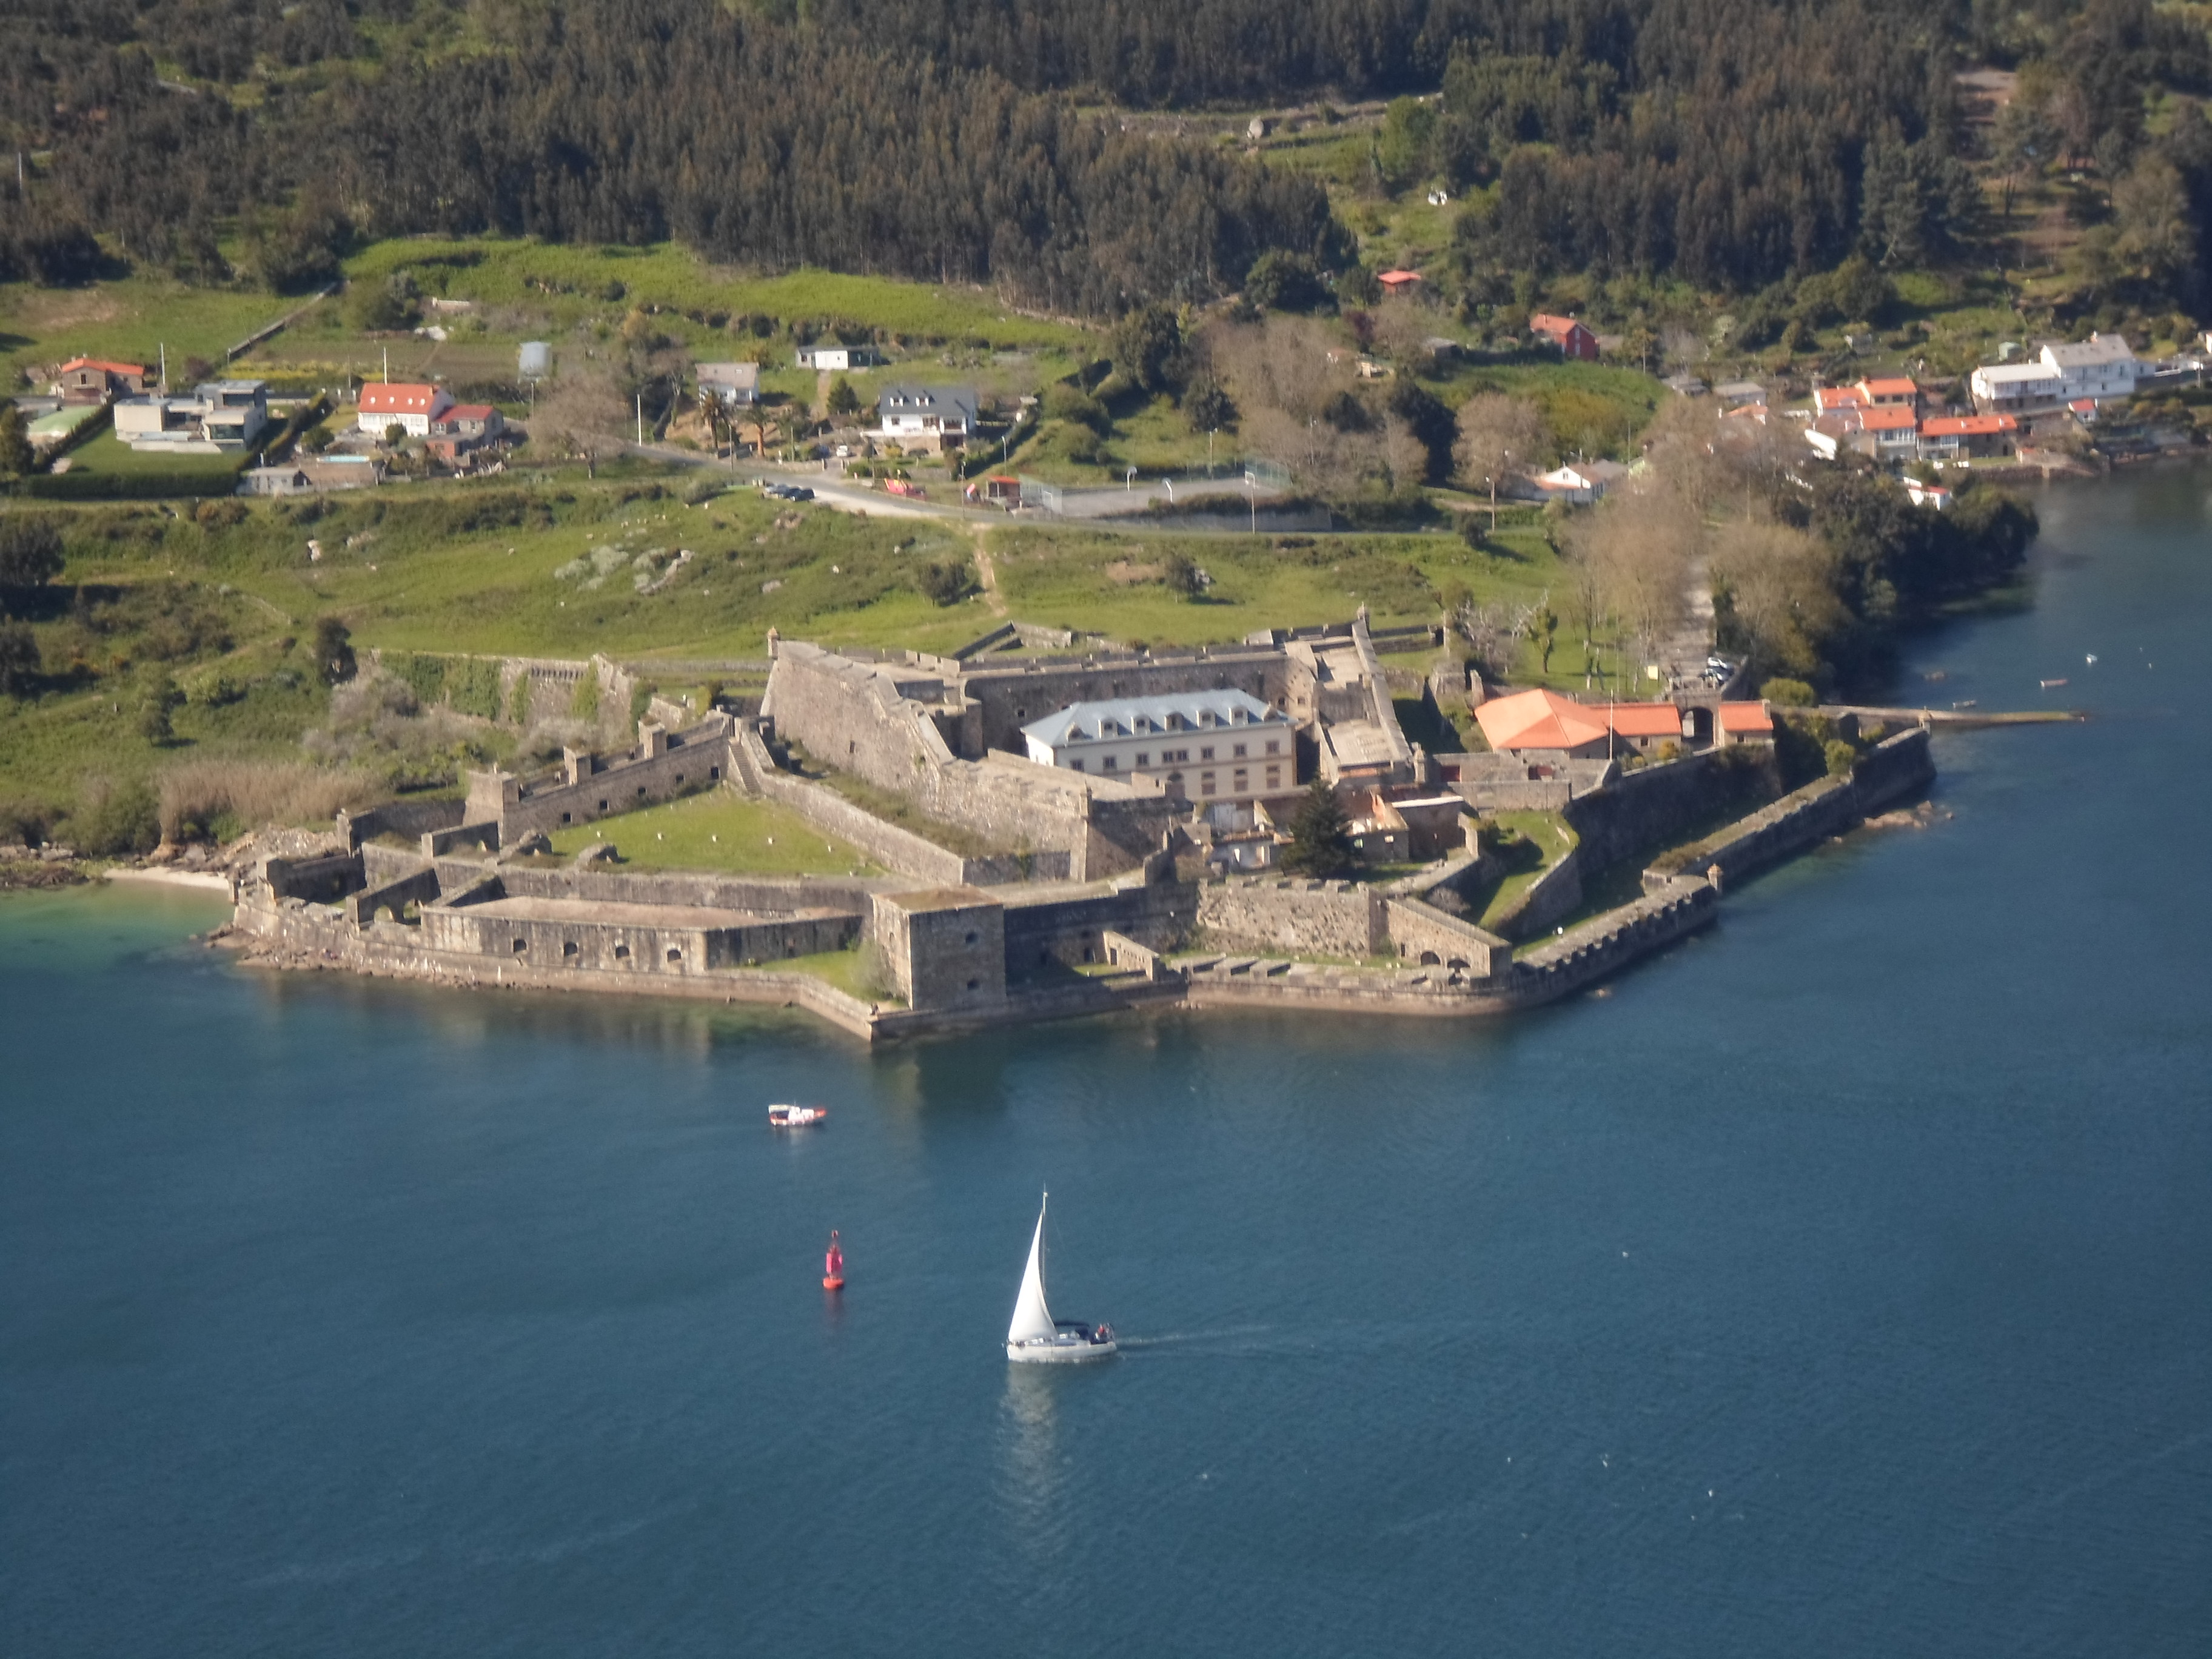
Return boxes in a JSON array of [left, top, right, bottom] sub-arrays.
[[869, 888, 1007, 1014]]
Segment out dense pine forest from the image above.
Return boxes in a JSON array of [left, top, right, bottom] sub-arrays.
[[1, 0, 2210, 312]]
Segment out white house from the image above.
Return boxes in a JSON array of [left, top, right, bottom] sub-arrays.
[[1971, 333, 2141, 414], [695, 362, 760, 406], [1021, 689, 1295, 806], [796, 343, 883, 371], [114, 380, 272, 452], [1534, 459, 1629, 503], [358, 381, 454, 438], [877, 383, 977, 444]]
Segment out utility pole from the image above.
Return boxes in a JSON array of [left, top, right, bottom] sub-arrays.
[[382, 346, 389, 384], [637, 394, 643, 446]]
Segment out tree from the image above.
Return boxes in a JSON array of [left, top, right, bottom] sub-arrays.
[[1244, 250, 1326, 313], [0, 518, 64, 607], [1183, 377, 1236, 436], [1110, 303, 1186, 392], [383, 422, 406, 450], [826, 375, 863, 417], [1336, 264, 1381, 307], [2113, 155, 2197, 287], [0, 620, 38, 697], [0, 404, 33, 480], [136, 672, 184, 745], [532, 360, 626, 478], [1532, 603, 1559, 674], [312, 616, 357, 686], [1280, 779, 1352, 878], [1161, 550, 1205, 600], [1454, 394, 1547, 531]]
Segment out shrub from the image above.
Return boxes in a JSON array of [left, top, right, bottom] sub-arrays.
[[69, 778, 160, 856], [313, 615, 357, 685], [157, 759, 377, 843], [1824, 738, 1858, 777], [571, 671, 602, 723], [919, 558, 974, 606], [1760, 677, 1817, 707], [0, 620, 38, 696], [1042, 383, 1110, 433]]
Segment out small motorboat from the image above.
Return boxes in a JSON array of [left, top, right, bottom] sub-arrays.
[[822, 1230, 845, 1292], [2040, 677, 2070, 689], [1005, 1192, 1116, 1364], [768, 1103, 828, 1128]]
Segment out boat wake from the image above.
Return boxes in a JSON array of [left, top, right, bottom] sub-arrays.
[[1113, 1324, 1274, 1351]]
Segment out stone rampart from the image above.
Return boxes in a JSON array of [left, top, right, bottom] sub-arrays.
[[1564, 749, 1777, 868], [1486, 843, 1585, 941], [730, 724, 1073, 886], [421, 896, 856, 974], [262, 851, 364, 905], [1512, 877, 1718, 1000], [1004, 880, 1196, 974], [338, 797, 464, 850], [1380, 897, 1507, 977], [483, 715, 734, 842], [344, 863, 441, 925], [1646, 729, 1931, 893], [1197, 878, 1382, 959]]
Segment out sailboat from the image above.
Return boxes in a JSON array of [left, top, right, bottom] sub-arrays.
[[1005, 1192, 1116, 1363]]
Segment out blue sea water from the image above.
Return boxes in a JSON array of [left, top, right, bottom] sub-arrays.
[[3, 472, 2210, 1657]]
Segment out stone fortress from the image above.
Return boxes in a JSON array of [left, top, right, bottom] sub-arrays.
[[229, 613, 1937, 1042]]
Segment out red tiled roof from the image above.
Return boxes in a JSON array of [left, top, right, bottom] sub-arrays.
[[360, 383, 447, 414], [1857, 376, 1919, 399], [1607, 703, 1689, 738], [57, 357, 146, 377], [440, 404, 495, 422], [1718, 702, 1774, 733], [1857, 405, 1919, 431], [1378, 269, 1423, 286], [1920, 414, 2016, 437], [1475, 689, 1611, 752], [1529, 313, 1588, 340], [1476, 689, 1685, 749], [1814, 386, 1868, 412]]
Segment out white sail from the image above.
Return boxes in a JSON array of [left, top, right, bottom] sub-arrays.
[[1007, 1197, 1056, 1344]]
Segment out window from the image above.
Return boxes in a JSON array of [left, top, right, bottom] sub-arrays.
[[562, 940, 579, 959], [964, 931, 979, 946], [1266, 766, 1281, 788], [1233, 743, 1247, 759], [1069, 759, 1084, 772], [1265, 739, 1280, 756], [966, 978, 980, 991], [614, 943, 631, 961], [1135, 752, 1150, 767], [1233, 770, 1248, 793], [598, 800, 608, 811], [1200, 773, 1216, 794], [1200, 746, 1215, 761], [1102, 756, 1118, 771], [666, 947, 682, 964], [561, 812, 572, 823], [512, 938, 528, 953]]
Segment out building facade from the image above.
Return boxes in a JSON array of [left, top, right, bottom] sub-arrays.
[[358, 382, 454, 437], [1022, 689, 1295, 806]]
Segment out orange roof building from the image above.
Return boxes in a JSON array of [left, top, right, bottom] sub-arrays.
[[1528, 312, 1601, 362], [1718, 702, 1774, 741], [1377, 269, 1423, 293], [1475, 689, 1687, 757], [1814, 385, 1869, 414], [1855, 376, 1920, 406], [357, 381, 454, 437]]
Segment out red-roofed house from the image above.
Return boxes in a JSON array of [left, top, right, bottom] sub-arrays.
[[1813, 385, 1868, 414], [1717, 702, 1775, 746], [1855, 376, 1920, 409], [426, 402, 508, 459], [357, 382, 454, 438], [1917, 412, 2017, 460], [52, 358, 147, 403], [1528, 313, 1600, 362], [1376, 269, 1423, 295]]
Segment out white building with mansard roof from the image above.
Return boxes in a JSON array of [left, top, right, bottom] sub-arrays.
[[1021, 689, 1295, 806]]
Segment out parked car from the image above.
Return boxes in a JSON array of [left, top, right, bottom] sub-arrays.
[[784, 485, 815, 501]]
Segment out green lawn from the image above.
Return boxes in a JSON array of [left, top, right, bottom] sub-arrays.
[[0, 277, 311, 392], [53, 433, 244, 481], [1473, 809, 1578, 933], [340, 239, 1093, 352], [542, 788, 878, 876]]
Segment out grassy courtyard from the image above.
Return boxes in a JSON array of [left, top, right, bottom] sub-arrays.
[[542, 788, 877, 877]]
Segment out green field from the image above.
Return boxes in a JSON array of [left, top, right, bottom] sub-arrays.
[[542, 788, 877, 877], [0, 278, 310, 393]]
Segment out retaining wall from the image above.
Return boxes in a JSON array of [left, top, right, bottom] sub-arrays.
[[1197, 878, 1381, 959], [338, 797, 464, 849], [1004, 880, 1196, 974], [1486, 843, 1585, 942]]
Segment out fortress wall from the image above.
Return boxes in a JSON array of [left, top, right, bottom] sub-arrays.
[[493, 717, 734, 842], [1564, 749, 1776, 868], [1196, 878, 1383, 959], [1486, 844, 1585, 942], [420, 905, 856, 974], [338, 797, 464, 849], [763, 642, 953, 792], [1381, 897, 1507, 977], [1002, 881, 1196, 974], [261, 851, 364, 905], [1513, 877, 1718, 999]]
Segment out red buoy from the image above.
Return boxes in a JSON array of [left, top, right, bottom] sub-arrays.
[[822, 1229, 845, 1291]]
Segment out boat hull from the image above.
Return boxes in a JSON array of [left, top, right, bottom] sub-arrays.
[[1006, 1336, 1117, 1364]]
